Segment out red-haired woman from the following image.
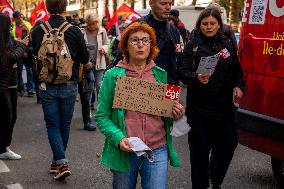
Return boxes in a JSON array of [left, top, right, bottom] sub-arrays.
[[95, 22, 184, 189]]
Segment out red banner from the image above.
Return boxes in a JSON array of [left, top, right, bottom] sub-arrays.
[[105, 6, 111, 22], [107, 3, 141, 29], [30, 1, 49, 26], [0, 0, 14, 19]]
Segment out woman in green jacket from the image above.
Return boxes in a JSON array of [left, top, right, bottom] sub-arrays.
[[95, 22, 184, 189]]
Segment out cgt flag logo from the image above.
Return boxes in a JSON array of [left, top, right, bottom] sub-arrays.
[[30, 1, 49, 26], [107, 3, 141, 29], [0, 0, 14, 19], [165, 85, 180, 100]]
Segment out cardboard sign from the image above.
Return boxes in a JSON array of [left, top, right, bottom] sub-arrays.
[[112, 77, 180, 117]]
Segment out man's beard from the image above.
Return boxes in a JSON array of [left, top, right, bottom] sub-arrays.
[[157, 13, 170, 21]]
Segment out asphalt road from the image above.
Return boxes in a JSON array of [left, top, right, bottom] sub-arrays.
[[0, 89, 279, 189]]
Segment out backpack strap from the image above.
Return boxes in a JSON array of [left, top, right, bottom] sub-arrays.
[[58, 21, 73, 34], [40, 21, 52, 34], [44, 21, 53, 32]]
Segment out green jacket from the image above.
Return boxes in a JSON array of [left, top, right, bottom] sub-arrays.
[[94, 66, 180, 172], [11, 20, 32, 39]]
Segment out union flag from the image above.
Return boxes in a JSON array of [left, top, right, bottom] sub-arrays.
[[107, 3, 141, 29], [30, 1, 49, 26], [0, 0, 14, 19]]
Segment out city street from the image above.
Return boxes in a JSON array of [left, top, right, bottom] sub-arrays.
[[0, 90, 279, 189]]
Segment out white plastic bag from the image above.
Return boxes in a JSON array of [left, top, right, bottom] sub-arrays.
[[171, 115, 191, 137]]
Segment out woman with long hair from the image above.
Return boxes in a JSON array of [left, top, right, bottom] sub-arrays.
[[178, 7, 244, 189], [0, 13, 28, 160]]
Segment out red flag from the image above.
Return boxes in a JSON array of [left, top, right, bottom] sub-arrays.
[[105, 6, 111, 22], [30, 1, 49, 26], [0, 0, 14, 19], [107, 3, 141, 29]]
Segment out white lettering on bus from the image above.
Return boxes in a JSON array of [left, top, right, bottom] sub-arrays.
[[269, 0, 284, 17]]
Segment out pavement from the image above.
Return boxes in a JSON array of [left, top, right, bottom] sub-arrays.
[[0, 87, 279, 189]]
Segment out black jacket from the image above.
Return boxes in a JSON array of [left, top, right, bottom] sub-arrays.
[[0, 37, 25, 92], [178, 31, 244, 120], [31, 15, 89, 82], [223, 24, 238, 52], [136, 13, 182, 85]]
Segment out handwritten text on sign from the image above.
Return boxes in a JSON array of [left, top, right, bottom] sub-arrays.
[[112, 77, 180, 117]]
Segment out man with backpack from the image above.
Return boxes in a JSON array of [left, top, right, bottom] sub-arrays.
[[31, 0, 90, 180]]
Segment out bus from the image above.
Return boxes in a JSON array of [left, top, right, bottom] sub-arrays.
[[237, 0, 284, 187]]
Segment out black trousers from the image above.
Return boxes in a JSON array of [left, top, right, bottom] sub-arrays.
[[188, 116, 238, 189], [79, 89, 93, 125], [0, 88, 18, 153]]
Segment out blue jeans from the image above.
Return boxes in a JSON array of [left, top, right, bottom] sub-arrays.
[[112, 145, 169, 189], [91, 69, 104, 104], [94, 69, 104, 96], [112, 170, 129, 189], [17, 58, 35, 93], [39, 84, 77, 165]]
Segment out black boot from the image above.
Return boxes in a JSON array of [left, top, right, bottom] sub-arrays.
[[84, 122, 96, 131]]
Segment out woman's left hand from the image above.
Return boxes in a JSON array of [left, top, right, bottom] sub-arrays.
[[172, 101, 185, 121]]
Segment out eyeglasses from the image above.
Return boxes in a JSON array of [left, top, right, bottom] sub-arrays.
[[129, 37, 151, 46]]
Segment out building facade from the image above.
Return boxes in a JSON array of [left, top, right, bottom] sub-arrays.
[[65, 0, 212, 18]]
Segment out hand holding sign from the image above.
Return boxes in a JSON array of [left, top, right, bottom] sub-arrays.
[[172, 101, 185, 120], [197, 73, 209, 84]]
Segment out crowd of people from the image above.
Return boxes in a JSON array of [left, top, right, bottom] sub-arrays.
[[0, 0, 243, 188]]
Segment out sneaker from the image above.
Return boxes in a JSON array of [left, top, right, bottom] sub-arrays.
[[50, 163, 59, 174], [0, 148, 21, 160], [54, 163, 71, 180]]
